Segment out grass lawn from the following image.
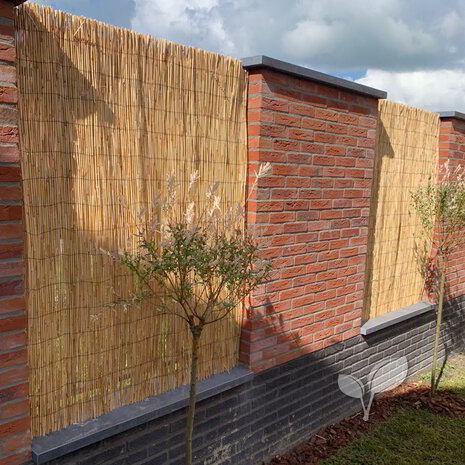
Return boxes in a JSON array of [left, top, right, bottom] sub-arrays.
[[321, 408, 465, 465], [420, 353, 465, 398], [321, 352, 465, 465]]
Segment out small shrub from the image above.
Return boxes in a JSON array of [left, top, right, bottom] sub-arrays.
[[108, 164, 272, 465], [411, 160, 465, 395]]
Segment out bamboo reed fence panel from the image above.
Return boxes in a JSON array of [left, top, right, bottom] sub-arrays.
[[364, 100, 439, 320], [17, 3, 247, 436]]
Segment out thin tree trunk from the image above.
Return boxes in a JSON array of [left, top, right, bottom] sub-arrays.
[[431, 258, 446, 396], [185, 326, 201, 465]]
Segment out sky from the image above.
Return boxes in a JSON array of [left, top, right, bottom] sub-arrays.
[[34, 0, 465, 113]]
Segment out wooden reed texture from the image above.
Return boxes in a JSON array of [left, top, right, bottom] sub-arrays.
[[364, 100, 439, 320], [17, 3, 247, 436]]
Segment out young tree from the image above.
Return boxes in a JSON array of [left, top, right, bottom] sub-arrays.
[[410, 160, 465, 395], [110, 164, 271, 465]]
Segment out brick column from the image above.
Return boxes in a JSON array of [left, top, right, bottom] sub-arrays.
[[0, 1, 31, 464], [438, 112, 465, 299], [241, 57, 385, 372]]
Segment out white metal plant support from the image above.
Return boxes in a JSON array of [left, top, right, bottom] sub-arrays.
[[338, 356, 409, 421]]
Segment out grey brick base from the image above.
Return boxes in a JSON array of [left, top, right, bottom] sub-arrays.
[[44, 298, 465, 465]]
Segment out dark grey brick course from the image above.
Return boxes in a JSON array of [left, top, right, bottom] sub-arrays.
[[43, 297, 465, 465]]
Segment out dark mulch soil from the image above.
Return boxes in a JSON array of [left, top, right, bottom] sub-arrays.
[[265, 382, 465, 465]]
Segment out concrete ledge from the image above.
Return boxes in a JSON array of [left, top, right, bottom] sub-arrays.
[[361, 301, 435, 336], [32, 366, 253, 464], [242, 55, 387, 99], [439, 111, 465, 122]]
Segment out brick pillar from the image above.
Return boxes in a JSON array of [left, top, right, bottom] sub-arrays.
[[438, 113, 465, 299], [0, 1, 31, 464], [241, 57, 385, 372]]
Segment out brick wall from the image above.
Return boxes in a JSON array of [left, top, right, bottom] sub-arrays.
[[0, 12, 463, 461], [0, 1, 31, 464], [242, 67, 380, 371], [438, 115, 465, 299]]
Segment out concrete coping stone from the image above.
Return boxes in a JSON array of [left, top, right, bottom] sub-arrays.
[[439, 111, 465, 122], [360, 301, 435, 336], [241, 55, 387, 99], [32, 366, 253, 464]]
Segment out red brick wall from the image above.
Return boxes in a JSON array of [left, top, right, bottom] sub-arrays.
[[0, 1, 31, 464], [241, 68, 379, 372], [439, 117, 465, 300]]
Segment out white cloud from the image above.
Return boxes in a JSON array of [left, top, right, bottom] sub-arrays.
[[130, 0, 465, 73], [356, 69, 465, 113], [131, 0, 236, 55]]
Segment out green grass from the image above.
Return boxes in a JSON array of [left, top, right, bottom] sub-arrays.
[[321, 352, 465, 465], [418, 353, 465, 397], [440, 368, 465, 397], [417, 363, 455, 381], [321, 409, 465, 465], [435, 354, 465, 397]]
